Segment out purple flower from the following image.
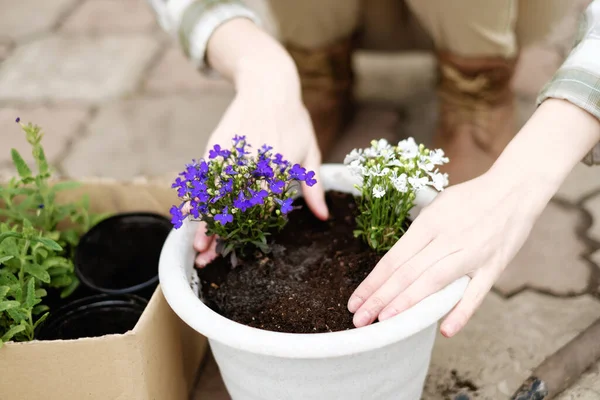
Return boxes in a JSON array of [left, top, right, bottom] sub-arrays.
[[259, 145, 273, 155], [209, 144, 231, 159], [15, 117, 20, 123], [304, 171, 317, 187], [220, 179, 233, 195], [232, 135, 246, 146], [276, 198, 294, 214], [189, 200, 201, 218], [254, 159, 274, 179], [224, 165, 237, 175], [170, 205, 185, 229], [190, 180, 206, 198], [233, 192, 251, 212], [269, 179, 285, 194], [272, 153, 287, 166], [214, 206, 233, 225], [248, 188, 268, 207], [288, 164, 307, 181]]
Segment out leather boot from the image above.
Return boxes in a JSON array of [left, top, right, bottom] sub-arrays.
[[286, 37, 355, 159], [435, 51, 518, 185]]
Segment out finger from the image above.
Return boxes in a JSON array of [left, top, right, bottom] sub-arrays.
[[193, 222, 213, 252], [347, 221, 433, 313], [352, 239, 450, 327], [440, 269, 495, 338], [377, 252, 466, 322], [195, 238, 218, 268], [301, 145, 329, 221]]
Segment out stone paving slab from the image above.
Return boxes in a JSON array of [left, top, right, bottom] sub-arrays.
[[495, 201, 592, 296], [59, 0, 157, 34], [0, 0, 77, 41], [584, 192, 600, 243], [557, 164, 600, 204], [60, 93, 234, 179], [190, 291, 600, 399], [143, 47, 235, 94], [0, 105, 89, 167], [556, 360, 600, 400], [0, 35, 159, 102]]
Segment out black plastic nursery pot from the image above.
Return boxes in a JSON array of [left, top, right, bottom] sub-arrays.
[[74, 212, 173, 300], [35, 294, 148, 341]]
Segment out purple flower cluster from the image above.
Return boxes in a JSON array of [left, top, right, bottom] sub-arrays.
[[169, 136, 317, 253]]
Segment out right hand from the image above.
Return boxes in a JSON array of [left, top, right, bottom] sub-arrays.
[[193, 71, 329, 267]]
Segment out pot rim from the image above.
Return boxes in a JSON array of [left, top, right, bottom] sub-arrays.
[[159, 164, 469, 358], [75, 212, 170, 294]]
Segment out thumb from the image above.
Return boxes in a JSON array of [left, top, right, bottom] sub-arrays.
[[301, 147, 329, 221]]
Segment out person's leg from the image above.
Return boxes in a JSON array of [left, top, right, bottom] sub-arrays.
[[244, 0, 361, 157], [404, 0, 519, 184]]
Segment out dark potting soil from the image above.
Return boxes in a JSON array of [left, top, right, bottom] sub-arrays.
[[198, 191, 409, 334]]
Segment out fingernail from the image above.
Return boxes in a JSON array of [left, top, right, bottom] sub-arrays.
[[379, 307, 397, 321], [353, 310, 371, 327], [347, 296, 363, 313], [441, 322, 456, 337], [195, 255, 208, 268]]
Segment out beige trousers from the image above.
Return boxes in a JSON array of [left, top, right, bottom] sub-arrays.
[[245, 0, 573, 58]]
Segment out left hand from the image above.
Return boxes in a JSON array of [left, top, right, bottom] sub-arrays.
[[347, 172, 542, 337]]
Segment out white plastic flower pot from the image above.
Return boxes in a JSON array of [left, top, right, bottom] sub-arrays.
[[159, 163, 469, 400]]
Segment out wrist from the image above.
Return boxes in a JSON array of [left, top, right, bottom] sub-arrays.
[[487, 99, 600, 215], [207, 18, 301, 96]]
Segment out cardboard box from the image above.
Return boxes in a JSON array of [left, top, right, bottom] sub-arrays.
[[0, 178, 208, 400]]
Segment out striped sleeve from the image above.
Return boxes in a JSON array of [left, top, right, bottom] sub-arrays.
[[146, 0, 262, 73], [537, 0, 600, 165]]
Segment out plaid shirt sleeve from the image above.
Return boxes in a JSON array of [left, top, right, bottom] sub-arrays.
[[537, 0, 600, 165], [146, 0, 262, 73]]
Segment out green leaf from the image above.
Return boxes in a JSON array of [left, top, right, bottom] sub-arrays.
[[31, 237, 62, 251], [1, 324, 26, 342], [60, 276, 79, 298], [35, 146, 49, 175], [34, 288, 47, 298], [0, 255, 14, 264], [50, 274, 72, 288], [33, 312, 49, 330], [50, 181, 81, 192], [10, 149, 32, 179], [24, 278, 36, 308], [24, 263, 51, 283], [0, 286, 10, 298], [6, 308, 27, 323], [32, 305, 49, 316], [0, 232, 22, 244], [42, 256, 71, 270], [0, 300, 20, 312]]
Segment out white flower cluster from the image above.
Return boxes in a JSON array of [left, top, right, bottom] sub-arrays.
[[344, 138, 449, 198]]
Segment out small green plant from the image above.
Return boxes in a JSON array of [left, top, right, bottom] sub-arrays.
[[344, 138, 449, 252], [0, 119, 105, 346]]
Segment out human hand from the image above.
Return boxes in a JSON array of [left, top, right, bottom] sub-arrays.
[[192, 77, 328, 267], [347, 172, 542, 337]]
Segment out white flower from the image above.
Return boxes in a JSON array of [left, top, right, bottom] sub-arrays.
[[372, 139, 391, 151], [429, 149, 449, 165], [390, 173, 408, 193], [386, 159, 404, 167], [363, 147, 378, 158], [408, 176, 429, 191], [344, 149, 364, 165], [348, 159, 366, 177], [366, 164, 390, 177], [429, 172, 449, 191], [397, 137, 419, 159], [373, 185, 386, 198], [417, 156, 435, 172]]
